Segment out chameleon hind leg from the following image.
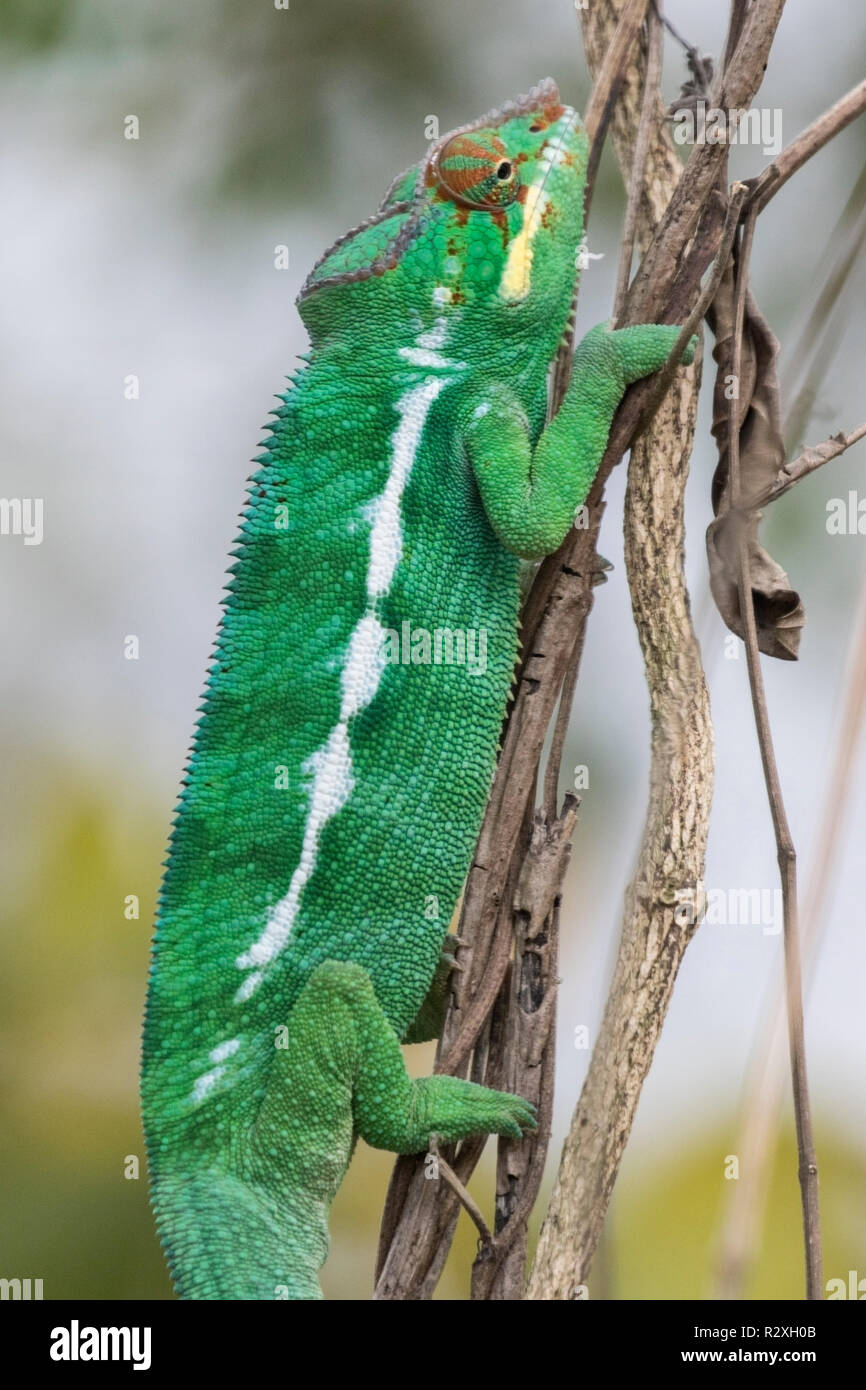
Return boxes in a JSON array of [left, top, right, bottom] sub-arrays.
[[245, 959, 535, 1297], [247, 960, 535, 1245], [254, 960, 536, 1156]]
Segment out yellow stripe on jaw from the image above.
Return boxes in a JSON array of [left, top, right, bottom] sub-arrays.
[[498, 117, 572, 303]]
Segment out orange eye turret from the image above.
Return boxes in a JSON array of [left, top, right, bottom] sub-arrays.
[[434, 131, 521, 210]]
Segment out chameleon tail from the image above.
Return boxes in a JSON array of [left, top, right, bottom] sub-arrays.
[[151, 1170, 327, 1300]]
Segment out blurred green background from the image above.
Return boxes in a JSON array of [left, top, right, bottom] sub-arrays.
[[2, 0, 865, 1299]]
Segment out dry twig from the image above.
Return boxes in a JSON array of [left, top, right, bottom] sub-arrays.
[[726, 207, 822, 1298], [526, 0, 786, 1300], [715, 556, 866, 1298]]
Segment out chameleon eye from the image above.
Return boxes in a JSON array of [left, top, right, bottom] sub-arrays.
[[435, 132, 521, 210]]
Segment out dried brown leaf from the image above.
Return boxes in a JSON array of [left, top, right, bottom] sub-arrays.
[[706, 261, 805, 660]]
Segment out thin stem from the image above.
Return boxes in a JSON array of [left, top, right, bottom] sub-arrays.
[[727, 209, 823, 1300], [542, 628, 583, 822], [748, 78, 866, 216], [637, 180, 748, 427], [657, 5, 714, 91], [715, 550, 866, 1298], [612, 4, 663, 325], [743, 421, 866, 509], [582, 0, 652, 184], [435, 1151, 492, 1244], [783, 161, 866, 453]]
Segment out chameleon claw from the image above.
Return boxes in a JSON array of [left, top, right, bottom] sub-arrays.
[[591, 553, 615, 587]]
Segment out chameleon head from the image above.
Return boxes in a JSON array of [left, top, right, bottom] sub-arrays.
[[426, 81, 587, 317], [298, 79, 587, 358]]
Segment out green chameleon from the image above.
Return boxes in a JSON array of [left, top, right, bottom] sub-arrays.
[[141, 77, 695, 1300]]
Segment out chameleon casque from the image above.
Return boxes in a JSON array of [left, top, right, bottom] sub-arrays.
[[141, 77, 695, 1300]]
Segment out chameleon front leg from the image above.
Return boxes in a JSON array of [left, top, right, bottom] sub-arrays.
[[463, 321, 697, 561]]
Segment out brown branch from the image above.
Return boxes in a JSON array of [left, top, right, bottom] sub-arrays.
[[747, 77, 866, 216], [636, 181, 748, 425], [526, 0, 784, 1302], [625, 0, 787, 324], [470, 813, 570, 1300], [744, 422, 866, 509], [546, 3, 664, 827], [612, 3, 663, 324], [727, 208, 823, 1299], [542, 629, 583, 824], [582, 0, 652, 190]]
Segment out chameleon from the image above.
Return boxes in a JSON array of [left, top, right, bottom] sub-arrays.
[[141, 77, 696, 1300]]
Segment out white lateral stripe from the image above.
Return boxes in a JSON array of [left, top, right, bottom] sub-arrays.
[[232, 374, 447, 987], [233, 970, 261, 1004], [193, 330, 459, 1101], [398, 317, 462, 369], [209, 1038, 240, 1064], [340, 612, 387, 719], [192, 1066, 225, 1103], [235, 723, 355, 970], [367, 377, 446, 597], [416, 316, 449, 351], [399, 346, 452, 368]]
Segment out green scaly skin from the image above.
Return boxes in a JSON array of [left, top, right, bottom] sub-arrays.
[[141, 78, 696, 1300]]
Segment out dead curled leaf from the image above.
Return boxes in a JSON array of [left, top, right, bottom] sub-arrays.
[[706, 259, 805, 660]]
